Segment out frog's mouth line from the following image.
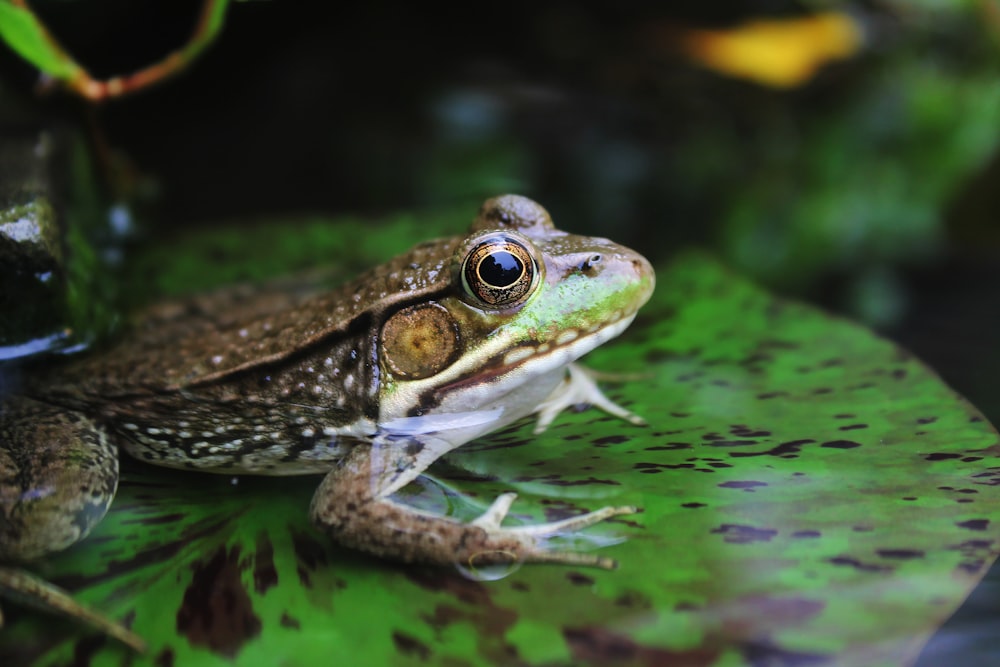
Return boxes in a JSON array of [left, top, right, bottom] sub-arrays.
[[497, 311, 637, 371], [410, 312, 638, 417]]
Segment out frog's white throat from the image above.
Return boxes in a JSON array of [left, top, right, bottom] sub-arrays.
[[378, 314, 636, 446]]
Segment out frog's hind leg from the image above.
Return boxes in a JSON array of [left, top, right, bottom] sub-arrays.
[[0, 397, 143, 651], [310, 431, 637, 570]]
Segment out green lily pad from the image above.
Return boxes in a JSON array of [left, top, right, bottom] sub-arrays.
[[2, 246, 998, 666]]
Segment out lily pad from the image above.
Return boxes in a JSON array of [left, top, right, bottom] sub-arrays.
[[2, 247, 998, 666]]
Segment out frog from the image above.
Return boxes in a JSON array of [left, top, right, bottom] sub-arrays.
[[0, 194, 655, 651]]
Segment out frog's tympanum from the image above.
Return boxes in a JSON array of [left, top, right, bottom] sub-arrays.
[[0, 195, 655, 649]]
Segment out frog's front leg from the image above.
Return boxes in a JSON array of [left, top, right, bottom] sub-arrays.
[[310, 428, 637, 569], [0, 397, 145, 651]]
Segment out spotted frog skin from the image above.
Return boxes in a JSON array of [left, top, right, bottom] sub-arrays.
[[0, 195, 654, 648]]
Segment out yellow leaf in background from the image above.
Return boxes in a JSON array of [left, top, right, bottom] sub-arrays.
[[680, 12, 864, 88]]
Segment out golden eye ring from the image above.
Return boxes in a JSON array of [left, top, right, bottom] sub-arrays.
[[461, 234, 538, 308]]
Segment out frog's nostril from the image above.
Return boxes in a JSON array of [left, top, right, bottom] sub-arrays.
[[580, 254, 603, 272]]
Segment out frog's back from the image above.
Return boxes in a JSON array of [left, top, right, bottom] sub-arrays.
[[20, 237, 460, 473], [45, 237, 460, 398]]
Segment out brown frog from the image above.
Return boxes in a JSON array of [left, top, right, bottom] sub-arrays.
[[0, 195, 655, 649]]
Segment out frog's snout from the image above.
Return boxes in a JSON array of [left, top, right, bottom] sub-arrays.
[[611, 244, 656, 308]]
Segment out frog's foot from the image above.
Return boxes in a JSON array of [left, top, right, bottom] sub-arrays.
[[468, 492, 638, 569], [534, 363, 646, 434], [0, 567, 146, 652]]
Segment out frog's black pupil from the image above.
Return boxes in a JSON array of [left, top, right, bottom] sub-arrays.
[[480, 251, 522, 287]]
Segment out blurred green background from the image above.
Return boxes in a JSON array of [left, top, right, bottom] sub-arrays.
[[2, 1, 1000, 663]]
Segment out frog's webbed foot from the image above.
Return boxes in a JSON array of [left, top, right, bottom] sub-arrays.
[[469, 492, 638, 569], [0, 568, 146, 652], [533, 363, 646, 434]]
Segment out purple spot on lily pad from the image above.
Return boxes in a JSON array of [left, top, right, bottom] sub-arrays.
[[838, 424, 868, 431], [253, 533, 278, 594], [592, 435, 629, 446], [711, 524, 778, 543], [877, 549, 925, 560], [393, 632, 431, 660], [730, 425, 772, 437], [957, 560, 985, 574], [925, 453, 962, 461], [957, 519, 990, 531], [177, 546, 262, 658], [731, 439, 815, 458], [756, 391, 788, 399], [614, 591, 652, 609], [821, 440, 862, 450], [718, 480, 767, 491], [706, 439, 761, 447], [634, 462, 694, 473], [644, 442, 692, 451], [828, 556, 893, 573], [954, 539, 993, 550]]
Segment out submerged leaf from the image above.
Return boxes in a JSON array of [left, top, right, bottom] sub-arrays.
[[1, 250, 998, 666]]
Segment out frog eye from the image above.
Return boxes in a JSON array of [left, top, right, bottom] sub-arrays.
[[461, 234, 538, 308]]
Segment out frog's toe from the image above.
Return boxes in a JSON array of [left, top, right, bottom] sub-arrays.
[[503, 504, 638, 537], [469, 492, 519, 530], [467, 545, 621, 570], [466, 494, 637, 569]]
